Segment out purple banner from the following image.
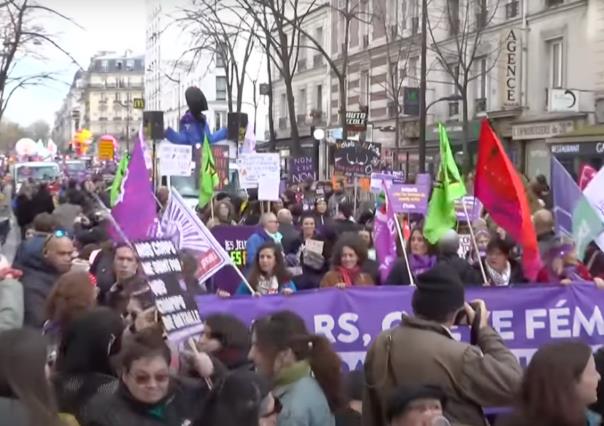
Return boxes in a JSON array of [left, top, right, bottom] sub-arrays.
[[388, 183, 430, 214], [196, 284, 604, 370], [209, 225, 256, 293], [455, 196, 483, 222], [289, 156, 317, 184]]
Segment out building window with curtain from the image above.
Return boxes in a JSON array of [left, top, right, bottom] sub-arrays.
[[216, 76, 227, 101], [548, 38, 564, 88]]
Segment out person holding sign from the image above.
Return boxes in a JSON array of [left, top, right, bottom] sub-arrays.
[[321, 235, 375, 288], [233, 242, 296, 296]]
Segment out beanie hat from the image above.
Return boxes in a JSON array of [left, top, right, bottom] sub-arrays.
[[387, 385, 446, 422], [412, 264, 465, 321]]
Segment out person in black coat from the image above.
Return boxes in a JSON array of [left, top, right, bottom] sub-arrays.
[[435, 230, 483, 286], [482, 237, 527, 286], [30, 183, 55, 218], [14, 183, 35, 239]]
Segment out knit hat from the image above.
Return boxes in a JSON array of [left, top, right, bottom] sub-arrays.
[[412, 264, 465, 321], [387, 385, 447, 422]]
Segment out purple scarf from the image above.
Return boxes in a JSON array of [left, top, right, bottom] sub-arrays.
[[409, 254, 437, 276]]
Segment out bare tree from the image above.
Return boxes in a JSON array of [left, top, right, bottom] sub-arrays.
[[177, 0, 256, 114], [0, 119, 27, 152], [372, 0, 419, 163], [0, 1, 81, 124], [426, 0, 502, 172], [27, 118, 49, 141]]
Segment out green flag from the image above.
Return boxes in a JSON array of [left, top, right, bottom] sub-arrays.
[[199, 136, 219, 208], [572, 197, 604, 260], [423, 123, 467, 244], [110, 154, 129, 207]]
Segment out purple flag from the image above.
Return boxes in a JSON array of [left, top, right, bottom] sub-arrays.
[[374, 184, 399, 282], [111, 136, 157, 241]]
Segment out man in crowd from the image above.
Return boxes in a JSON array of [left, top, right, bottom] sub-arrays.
[[533, 209, 556, 257], [330, 202, 361, 237], [277, 208, 298, 253], [20, 232, 74, 327], [435, 230, 483, 285], [245, 212, 281, 268], [52, 190, 84, 233], [106, 244, 140, 311], [363, 264, 522, 426], [386, 385, 448, 426]]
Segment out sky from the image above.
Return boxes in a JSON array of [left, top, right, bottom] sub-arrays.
[[4, 0, 146, 127]]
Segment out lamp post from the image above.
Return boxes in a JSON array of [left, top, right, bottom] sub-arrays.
[[114, 99, 131, 152], [418, 0, 428, 173]]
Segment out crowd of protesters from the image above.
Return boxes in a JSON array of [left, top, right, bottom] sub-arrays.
[[0, 173, 603, 426]]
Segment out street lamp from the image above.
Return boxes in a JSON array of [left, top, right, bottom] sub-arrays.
[[114, 99, 132, 152]]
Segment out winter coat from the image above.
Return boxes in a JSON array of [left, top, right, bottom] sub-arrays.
[[436, 253, 484, 286], [363, 315, 522, 426], [245, 229, 276, 268], [320, 270, 375, 287], [481, 259, 528, 286], [54, 373, 117, 422], [31, 188, 55, 217], [274, 376, 335, 426], [80, 380, 208, 426], [14, 194, 34, 228], [18, 242, 62, 328], [0, 277, 23, 330]]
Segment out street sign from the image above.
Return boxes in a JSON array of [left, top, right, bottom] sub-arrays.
[[133, 98, 145, 109], [345, 108, 368, 132]]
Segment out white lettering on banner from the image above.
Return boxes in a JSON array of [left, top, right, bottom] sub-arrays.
[[597, 142, 604, 154], [491, 310, 515, 340], [148, 279, 167, 296]]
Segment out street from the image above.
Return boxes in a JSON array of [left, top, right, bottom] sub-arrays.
[[1, 219, 19, 262]]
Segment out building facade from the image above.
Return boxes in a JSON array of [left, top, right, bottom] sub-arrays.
[[52, 70, 84, 150]]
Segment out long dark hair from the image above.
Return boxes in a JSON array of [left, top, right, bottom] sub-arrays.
[[252, 311, 343, 412], [247, 241, 291, 291], [331, 234, 367, 268], [517, 340, 594, 425], [0, 328, 63, 426]]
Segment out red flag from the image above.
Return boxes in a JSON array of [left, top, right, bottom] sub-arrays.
[[474, 120, 541, 281], [578, 164, 596, 190]]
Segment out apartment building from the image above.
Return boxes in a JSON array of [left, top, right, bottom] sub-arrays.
[[52, 70, 84, 150]]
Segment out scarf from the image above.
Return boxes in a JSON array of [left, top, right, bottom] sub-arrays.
[[338, 266, 361, 287], [486, 261, 511, 286], [274, 360, 311, 388], [409, 254, 437, 276], [257, 275, 279, 295]]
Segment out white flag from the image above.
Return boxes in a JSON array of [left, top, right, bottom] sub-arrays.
[[583, 166, 604, 250]]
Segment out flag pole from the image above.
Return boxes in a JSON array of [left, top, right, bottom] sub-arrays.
[[91, 193, 132, 245], [462, 201, 489, 285], [385, 182, 414, 286], [229, 264, 257, 295]]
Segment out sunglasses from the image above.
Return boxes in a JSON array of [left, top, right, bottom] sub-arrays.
[[43, 229, 71, 248]]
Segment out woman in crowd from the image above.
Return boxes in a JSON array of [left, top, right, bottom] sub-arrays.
[[358, 227, 380, 285], [483, 237, 527, 286], [226, 241, 296, 296], [249, 310, 343, 426], [180, 250, 208, 296], [0, 328, 66, 426], [499, 340, 601, 426], [122, 284, 159, 336], [537, 237, 604, 288], [207, 200, 237, 229], [196, 370, 278, 426], [313, 197, 330, 227], [81, 328, 208, 426], [44, 271, 99, 364], [195, 313, 251, 373], [321, 235, 375, 288], [53, 307, 124, 421], [384, 226, 437, 286]]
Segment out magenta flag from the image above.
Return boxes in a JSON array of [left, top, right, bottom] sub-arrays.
[[111, 136, 157, 241], [374, 185, 399, 282]]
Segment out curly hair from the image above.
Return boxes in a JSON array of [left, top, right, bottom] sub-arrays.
[[247, 241, 292, 291], [46, 271, 97, 328], [330, 233, 368, 268]]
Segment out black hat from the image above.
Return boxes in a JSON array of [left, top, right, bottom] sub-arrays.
[[386, 385, 446, 422], [412, 264, 465, 322]]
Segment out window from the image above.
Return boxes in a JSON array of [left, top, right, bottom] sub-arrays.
[[299, 35, 307, 70], [476, 0, 487, 29], [216, 54, 225, 68], [475, 57, 487, 112], [126, 59, 135, 71], [408, 56, 419, 85], [315, 27, 323, 45], [100, 60, 108, 71], [280, 93, 287, 118], [297, 88, 307, 114], [360, 70, 369, 106], [549, 38, 564, 88], [449, 0, 460, 35], [216, 76, 227, 100], [546, 0, 563, 7], [214, 111, 226, 131], [114, 92, 120, 101], [116, 60, 123, 71], [505, 0, 519, 18], [316, 84, 323, 111]]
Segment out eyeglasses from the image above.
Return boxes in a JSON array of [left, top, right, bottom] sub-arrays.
[[131, 372, 170, 386]]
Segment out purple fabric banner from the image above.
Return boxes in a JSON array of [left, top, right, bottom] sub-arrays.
[[196, 284, 604, 370], [209, 225, 257, 293], [111, 137, 157, 241]]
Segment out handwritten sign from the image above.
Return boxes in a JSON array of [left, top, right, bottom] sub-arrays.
[[388, 183, 430, 214], [158, 142, 193, 177], [370, 172, 405, 193], [211, 145, 229, 189], [289, 156, 316, 184], [133, 239, 203, 341], [334, 140, 382, 177], [238, 153, 280, 189]]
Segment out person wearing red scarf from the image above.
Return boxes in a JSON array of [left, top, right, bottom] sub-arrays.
[[321, 234, 375, 288]]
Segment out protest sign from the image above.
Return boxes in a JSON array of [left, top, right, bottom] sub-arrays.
[[387, 183, 430, 214], [454, 196, 483, 221], [98, 139, 115, 161], [238, 153, 280, 189], [159, 190, 231, 283], [258, 176, 281, 201], [370, 172, 405, 193], [457, 234, 472, 258], [289, 156, 316, 184], [197, 284, 604, 371], [134, 239, 203, 341], [158, 142, 193, 177], [211, 145, 229, 190], [210, 225, 257, 293], [334, 140, 382, 177]]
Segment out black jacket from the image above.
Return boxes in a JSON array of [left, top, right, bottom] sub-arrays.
[[54, 373, 118, 422], [436, 254, 484, 286], [481, 259, 528, 286], [18, 244, 62, 328], [384, 258, 414, 286], [14, 195, 35, 228], [81, 380, 208, 426]]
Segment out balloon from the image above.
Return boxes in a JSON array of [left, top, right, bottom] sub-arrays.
[[15, 138, 37, 156]]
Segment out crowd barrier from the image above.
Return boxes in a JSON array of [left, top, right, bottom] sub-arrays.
[[196, 284, 604, 370]]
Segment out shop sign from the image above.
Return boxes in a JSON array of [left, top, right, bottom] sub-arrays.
[[512, 120, 575, 140], [548, 89, 580, 113], [501, 29, 521, 107], [550, 142, 604, 156]]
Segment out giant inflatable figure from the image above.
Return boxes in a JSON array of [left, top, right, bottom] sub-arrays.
[[165, 86, 227, 145]]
